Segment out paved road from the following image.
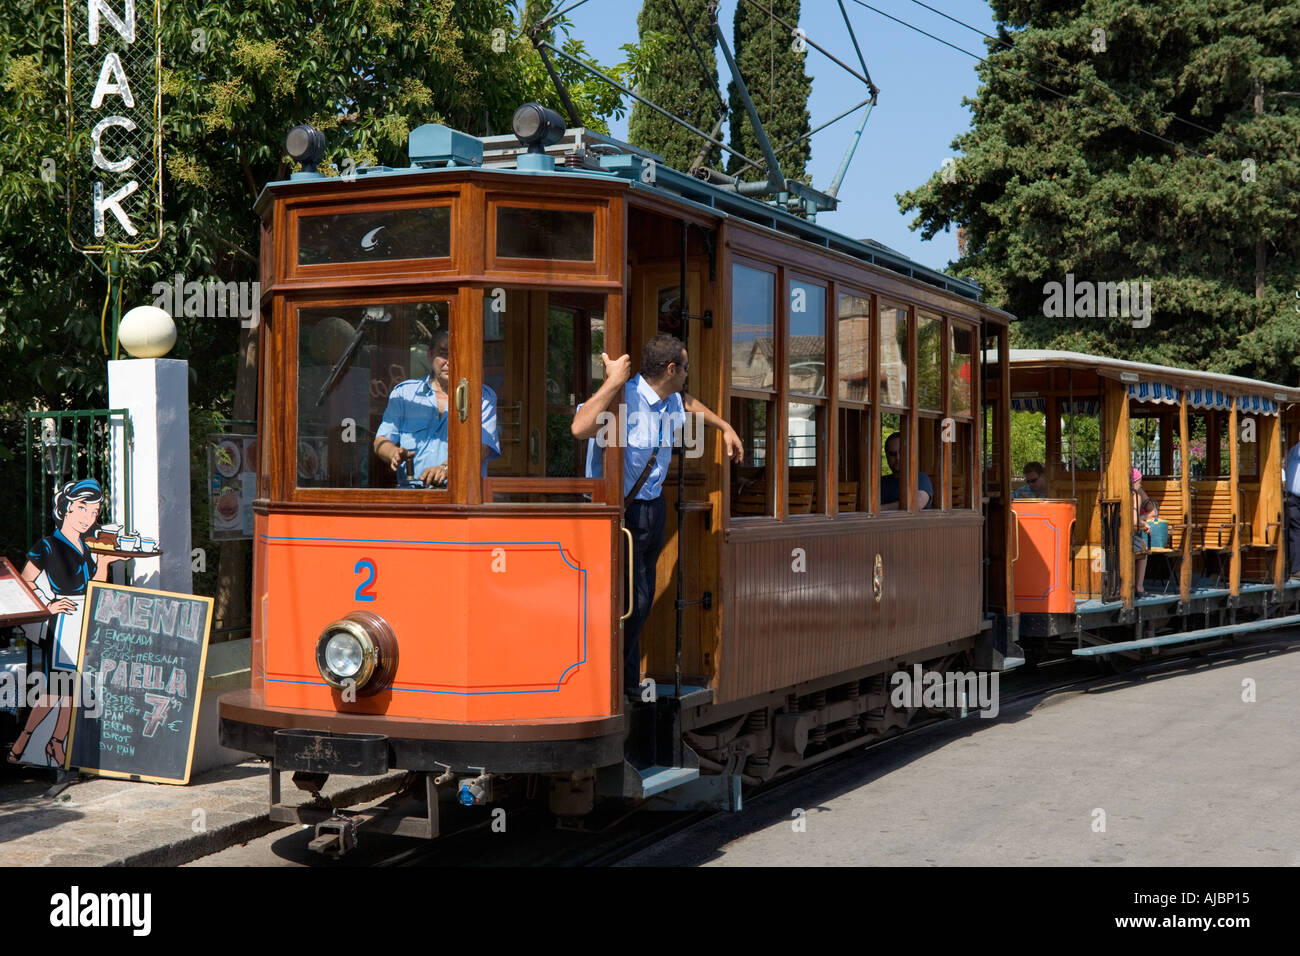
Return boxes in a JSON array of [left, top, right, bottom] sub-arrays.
[[622, 637, 1300, 866], [185, 636, 1300, 867]]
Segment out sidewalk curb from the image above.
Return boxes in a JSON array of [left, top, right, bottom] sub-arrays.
[[107, 771, 409, 867]]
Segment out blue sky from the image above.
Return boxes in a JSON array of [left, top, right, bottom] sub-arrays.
[[556, 0, 999, 272]]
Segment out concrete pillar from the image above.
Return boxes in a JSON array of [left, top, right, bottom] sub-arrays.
[[108, 359, 192, 594]]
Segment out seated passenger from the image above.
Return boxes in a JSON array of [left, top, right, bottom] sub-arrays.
[[1012, 461, 1049, 498], [880, 432, 933, 510], [372, 331, 500, 486], [1132, 468, 1158, 596]]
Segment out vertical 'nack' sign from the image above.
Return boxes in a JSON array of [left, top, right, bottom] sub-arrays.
[[64, 0, 162, 252]]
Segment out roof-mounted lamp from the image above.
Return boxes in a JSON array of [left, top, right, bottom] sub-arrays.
[[286, 123, 327, 178], [512, 103, 565, 172]]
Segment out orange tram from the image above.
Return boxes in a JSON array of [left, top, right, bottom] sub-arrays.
[[218, 110, 1300, 850]]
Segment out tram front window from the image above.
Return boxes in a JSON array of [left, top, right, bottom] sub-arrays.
[[297, 300, 496, 490], [482, 288, 607, 501]]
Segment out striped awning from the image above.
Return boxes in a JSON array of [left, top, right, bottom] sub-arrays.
[[1010, 396, 1045, 413], [1238, 394, 1279, 415], [1061, 398, 1101, 416], [1187, 388, 1230, 410], [1128, 381, 1179, 405]]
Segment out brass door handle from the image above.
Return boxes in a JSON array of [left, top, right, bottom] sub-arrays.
[[455, 378, 469, 422], [1011, 509, 1021, 562], [620, 526, 634, 622]]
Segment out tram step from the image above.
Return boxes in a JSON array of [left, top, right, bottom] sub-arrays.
[[636, 765, 701, 798]]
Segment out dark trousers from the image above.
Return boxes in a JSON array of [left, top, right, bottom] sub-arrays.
[[1287, 494, 1300, 576], [624, 495, 666, 696]]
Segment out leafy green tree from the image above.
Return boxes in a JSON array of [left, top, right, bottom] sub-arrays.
[[726, 0, 812, 181], [899, 0, 1300, 385], [627, 0, 721, 172]]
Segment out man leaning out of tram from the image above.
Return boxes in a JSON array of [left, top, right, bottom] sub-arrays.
[[570, 334, 743, 700], [373, 330, 500, 487]]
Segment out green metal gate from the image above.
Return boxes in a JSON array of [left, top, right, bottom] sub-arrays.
[[25, 409, 132, 546]]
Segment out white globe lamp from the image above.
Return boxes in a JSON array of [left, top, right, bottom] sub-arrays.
[[118, 305, 178, 358]]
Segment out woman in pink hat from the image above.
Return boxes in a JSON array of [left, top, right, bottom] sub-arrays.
[[1131, 467, 1157, 596]]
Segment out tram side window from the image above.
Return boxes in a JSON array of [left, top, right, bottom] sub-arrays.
[[730, 262, 777, 519], [837, 290, 871, 512], [918, 417, 943, 507], [731, 399, 773, 517], [297, 301, 452, 489], [948, 322, 975, 508], [916, 313, 942, 412], [951, 420, 974, 508], [879, 303, 908, 406], [950, 324, 973, 417], [482, 288, 606, 499], [981, 329, 1003, 497], [836, 408, 870, 512], [881, 412, 930, 510], [788, 278, 827, 514]]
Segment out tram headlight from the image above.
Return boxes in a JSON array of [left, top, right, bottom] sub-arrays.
[[512, 103, 565, 153], [315, 612, 398, 696], [324, 633, 364, 679]]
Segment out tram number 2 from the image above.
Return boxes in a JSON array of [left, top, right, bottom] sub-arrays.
[[354, 559, 378, 602]]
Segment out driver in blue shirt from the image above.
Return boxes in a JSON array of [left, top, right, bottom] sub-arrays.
[[1012, 462, 1049, 498], [373, 330, 500, 486], [880, 431, 933, 510]]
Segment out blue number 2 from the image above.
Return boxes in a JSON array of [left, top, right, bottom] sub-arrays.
[[354, 559, 377, 602]]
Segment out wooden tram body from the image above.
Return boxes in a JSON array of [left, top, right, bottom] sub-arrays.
[[218, 120, 1020, 834], [1004, 351, 1300, 659]]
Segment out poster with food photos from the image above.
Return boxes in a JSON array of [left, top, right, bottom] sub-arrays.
[[208, 433, 257, 540]]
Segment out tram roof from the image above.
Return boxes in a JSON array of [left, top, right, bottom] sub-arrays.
[[1007, 349, 1300, 401], [258, 124, 995, 307]]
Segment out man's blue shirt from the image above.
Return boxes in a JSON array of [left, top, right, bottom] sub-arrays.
[[584, 374, 686, 500], [377, 377, 500, 477], [1012, 483, 1041, 499], [1286, 442, 1300, 496], [880, 470, 934, 508]]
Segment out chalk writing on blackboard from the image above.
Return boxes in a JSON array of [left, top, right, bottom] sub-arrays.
[[67, 582, 213, 785]]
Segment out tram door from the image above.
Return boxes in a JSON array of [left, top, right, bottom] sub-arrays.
[[628, 243, 715, 686]]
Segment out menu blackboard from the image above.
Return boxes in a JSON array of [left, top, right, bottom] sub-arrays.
[[65, 582, 213, 784]]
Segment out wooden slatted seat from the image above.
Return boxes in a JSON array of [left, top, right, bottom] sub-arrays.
[[1239, 485, 1279, 551], [951, 473, 967, 508], [787, 480, 816, 514], [1189, 482, 1236, 550], [837, 481, 859, 511], [731, 490, 770, 516]]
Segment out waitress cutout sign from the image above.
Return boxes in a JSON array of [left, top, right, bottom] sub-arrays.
[[6, 479, 128, 767]]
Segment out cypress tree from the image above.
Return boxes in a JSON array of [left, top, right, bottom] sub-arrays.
[[726, 0, 812, 181], [627, 0, 723, 172], [899, 0, 1300, 383]]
